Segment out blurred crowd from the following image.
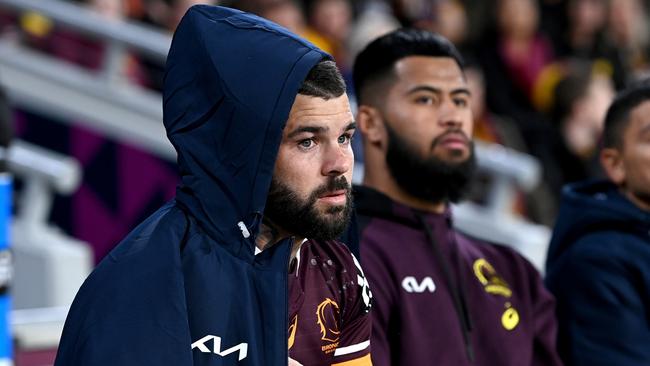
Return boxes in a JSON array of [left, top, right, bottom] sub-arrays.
[[2, 0, 650, 226]]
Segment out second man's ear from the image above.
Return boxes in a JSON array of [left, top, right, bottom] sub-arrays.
[[357, 105, 386, 148], [600, 147, 626, 186]]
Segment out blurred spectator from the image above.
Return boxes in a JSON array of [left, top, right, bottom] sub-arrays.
[[546, 79, 650, 365], [477, 0, 565, 209], [348, 1, 399, 54], [258, 0, 304, 33], [607, 0, 650, 78], [432, 0, 468, 49], [257, 0, 333, 54], [550, 61, 614, 183], [466, 64, 556, 225], [553, 0, 628, 88], [389, 0, 432, 27], [304, 0, 353, 68], [459, 0, 493, 47], [347, 0, 399, 94], [478, 0, 557, 123], [467, 65, 527, 150]]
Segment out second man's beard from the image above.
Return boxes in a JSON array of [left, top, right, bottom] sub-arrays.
[[384, 122, 476, 205]]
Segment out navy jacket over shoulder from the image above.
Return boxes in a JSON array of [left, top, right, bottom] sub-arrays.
[[54, 5, 329, 366], [546, 180, 650, 366]]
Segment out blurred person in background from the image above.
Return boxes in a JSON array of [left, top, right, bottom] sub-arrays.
[[607, 0, 650, 79], [548, 61, 614, 187], [477, 0, 567, 220], [431, 0, 468, 50], [388, 0, 470, 54], [465, 64, 557, 226], [55, 5, 371, 365], [347, 0, 399, 67], [478, 0, 555, 121], [351, 28, 562, 366], [546, 79, 650, 366], [553, 0, 628, 88], [304, 0, 353, 70], [257, 0, 334, 55]]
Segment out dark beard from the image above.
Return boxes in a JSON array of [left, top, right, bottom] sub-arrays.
[[264, 176, 352, 242], [385, 122, 476, 204]]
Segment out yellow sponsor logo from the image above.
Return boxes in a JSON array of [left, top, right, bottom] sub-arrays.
[[473, 258, 512, 298], [502, 303, 520, 330]]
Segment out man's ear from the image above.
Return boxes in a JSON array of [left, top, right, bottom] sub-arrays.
[[357, 105, 386, 148], [600, 147, 626, 185]]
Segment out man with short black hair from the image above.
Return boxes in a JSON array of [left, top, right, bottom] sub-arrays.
[[352, 28, 562, 366], [55, 6, 371, 366], [546, 79, 650, 366]]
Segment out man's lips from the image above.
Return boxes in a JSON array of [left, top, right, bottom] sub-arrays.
[[318, 190, 348, 204], [438, 134, 469, 150]]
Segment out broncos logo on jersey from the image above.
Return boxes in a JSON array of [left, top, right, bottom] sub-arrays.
[[316, 298, 341, 343]]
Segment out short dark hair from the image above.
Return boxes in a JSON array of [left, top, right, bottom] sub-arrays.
[[298, 60, 346, 100], [353, 28, 464, 105], [603, 78, 650, 148]]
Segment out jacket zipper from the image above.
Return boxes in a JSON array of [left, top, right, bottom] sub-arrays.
[[417, 214, 474, 363]]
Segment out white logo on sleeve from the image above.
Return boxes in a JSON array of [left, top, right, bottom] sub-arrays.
[[191, 335, 248, 361], [351, 253, 372, 311], [402, 276, 436, 293]]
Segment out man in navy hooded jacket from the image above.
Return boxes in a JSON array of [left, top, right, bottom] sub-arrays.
[[54, 5, 372, 366], [546, 79, 650, 365]]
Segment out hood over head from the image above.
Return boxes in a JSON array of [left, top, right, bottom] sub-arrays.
[[546, 180, 650, 266], [163, 5, 330, 261]]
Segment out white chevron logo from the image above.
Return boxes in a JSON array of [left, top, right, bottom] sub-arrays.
[[191, 335, 248, 361], [402, 276, 436, 293]]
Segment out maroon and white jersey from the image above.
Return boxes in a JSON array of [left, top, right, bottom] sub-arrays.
[[288, 239, 372, 366]]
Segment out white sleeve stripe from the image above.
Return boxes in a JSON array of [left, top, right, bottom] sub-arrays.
[[333, 340, 370, 357]]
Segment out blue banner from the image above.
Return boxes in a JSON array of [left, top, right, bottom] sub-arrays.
[[0, 173, 12, 363]]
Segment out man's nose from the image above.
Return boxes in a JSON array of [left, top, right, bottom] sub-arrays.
[[321, 144, 352, 177], [438, 99, 464, 129]]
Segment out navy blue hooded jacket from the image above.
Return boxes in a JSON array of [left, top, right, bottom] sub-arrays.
[[54, 5, 329, 366], [546, 180, 650, 366]]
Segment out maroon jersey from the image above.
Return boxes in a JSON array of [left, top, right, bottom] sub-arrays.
[[288, 239, 372, 366]]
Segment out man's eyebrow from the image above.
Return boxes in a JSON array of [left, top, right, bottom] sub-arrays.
[[406, 85, 442, 95], [451, 88, 471, 96], [287, 125, 328, 138], [343, 122, 356, 132], [405, 85, 471, 96]]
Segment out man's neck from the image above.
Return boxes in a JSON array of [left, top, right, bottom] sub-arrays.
[[255, 218, 305, 260], [363, 169, 446, 214], [621, 188, 650, 212]]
